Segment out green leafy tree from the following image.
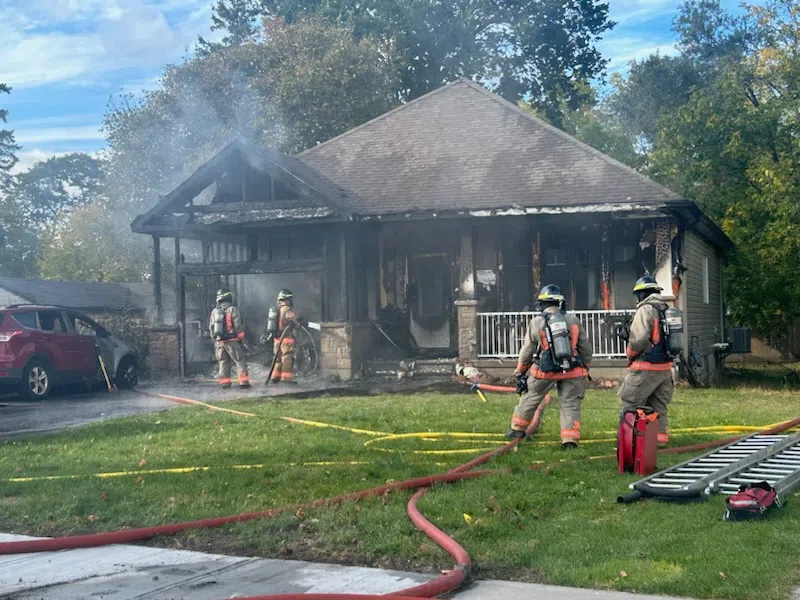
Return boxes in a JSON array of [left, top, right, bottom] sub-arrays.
[[0, 194, 38, 277], [7, 153, 106, 238], [0, 83, 20, 172], [104, 17, 400, 215], [254, 17, 400, 153], [198, 0, 266, 55], [645, 0, 800, 338], [606, 55, 702, 146], [38, 202, 153, 283], [253, 0, 614, 124]]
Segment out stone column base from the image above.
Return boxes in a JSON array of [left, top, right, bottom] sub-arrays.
[[455, 300, 479, 361]]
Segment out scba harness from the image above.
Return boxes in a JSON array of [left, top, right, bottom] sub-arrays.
[[537, 311, 581, 373]]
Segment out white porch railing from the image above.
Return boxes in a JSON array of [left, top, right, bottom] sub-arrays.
[[477, 310, 636, 359]]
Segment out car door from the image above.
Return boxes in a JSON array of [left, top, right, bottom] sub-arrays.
[[35, 310, 76, 377], [63, 312, 101, 379]]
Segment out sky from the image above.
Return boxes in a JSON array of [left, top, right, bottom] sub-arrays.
[[1, 0, 744, 174]]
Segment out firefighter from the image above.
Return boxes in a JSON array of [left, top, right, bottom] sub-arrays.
[[507, 284, 592, 449], [264, 289, 301, 384], [209, 288, 251, 389], [619, 275, 673, 446]]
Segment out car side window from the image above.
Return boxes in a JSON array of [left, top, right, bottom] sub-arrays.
[[12, 311, 38, 329], [38, 311, 67, 333], [71, 314, 97, 336]]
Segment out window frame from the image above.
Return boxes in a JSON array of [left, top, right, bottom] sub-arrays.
[[702, 256, 710, 305]]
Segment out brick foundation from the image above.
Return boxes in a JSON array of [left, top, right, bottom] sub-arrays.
[[149, 328, 180, 377]]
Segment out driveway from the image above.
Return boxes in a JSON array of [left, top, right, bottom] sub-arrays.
[[0, 389, 175, 439], [0, 379, 353, 439]]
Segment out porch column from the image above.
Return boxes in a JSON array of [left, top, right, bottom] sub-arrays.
[[152, 235, 163, 325], [600, 225, 612, 310], [654, 219, 676, 302], [175, 237, 186, 378], [531, 231, 542, 300], [456, 227, 478, 360]]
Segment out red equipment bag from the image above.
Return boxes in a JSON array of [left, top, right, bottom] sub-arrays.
[[724, 481, 781, 521], [618, 408, 659, 476]]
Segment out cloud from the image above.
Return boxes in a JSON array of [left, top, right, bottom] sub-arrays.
[[14, 125, 104, 145], [0, 0, 213, 89], [610, 0, 681, 25], [11, 149, 70, 173], [599, 36, 679, 73]]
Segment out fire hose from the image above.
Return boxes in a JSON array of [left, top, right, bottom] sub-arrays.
[[2, 386, 799, 600]]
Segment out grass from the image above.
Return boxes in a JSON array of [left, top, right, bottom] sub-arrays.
[[1, 386, 800, 599]]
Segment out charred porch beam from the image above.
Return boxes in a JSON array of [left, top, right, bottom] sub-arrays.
[[178, 259, 324, 277], [152, 235, 163, 325]]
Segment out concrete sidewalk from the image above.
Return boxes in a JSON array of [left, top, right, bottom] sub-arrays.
[[0, 533, 693, 600]]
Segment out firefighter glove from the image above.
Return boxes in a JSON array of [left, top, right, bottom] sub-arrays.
[[515, 373, 529, 395]]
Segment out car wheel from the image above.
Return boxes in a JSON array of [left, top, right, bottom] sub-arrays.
[[116, 357, 138, 388], [20, 359, 52, 401]]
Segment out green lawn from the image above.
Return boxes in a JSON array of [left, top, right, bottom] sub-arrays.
[[1, 387, 800, 599]]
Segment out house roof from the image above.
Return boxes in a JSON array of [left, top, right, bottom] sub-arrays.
[[131, 138, 353, 234], [130, 79, 732, 250], [299, 78, 681, 216], [0, 278, 149, 312]]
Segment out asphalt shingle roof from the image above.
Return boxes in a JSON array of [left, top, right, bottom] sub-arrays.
[[300, 79, 680, 216], [0, 278, 148, 312]]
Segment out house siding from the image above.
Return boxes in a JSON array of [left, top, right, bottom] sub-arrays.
[[684, 230, 724, 384]]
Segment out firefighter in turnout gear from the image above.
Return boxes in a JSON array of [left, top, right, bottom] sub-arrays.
[[265, 289, 301, 384], [507, 284, 592, 449], [209, 288, 250, 389], [618, 275, 674, 446]]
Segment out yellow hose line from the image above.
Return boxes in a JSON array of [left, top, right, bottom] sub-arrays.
[[280, 417, 389, 436], [6, 461, 370, 483], [139, 390, 258, 418], [475, 389, 488, 403]]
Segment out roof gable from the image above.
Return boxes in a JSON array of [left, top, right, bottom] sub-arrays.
[[299, 78, 680, 216], [132, 138, 353, 233]]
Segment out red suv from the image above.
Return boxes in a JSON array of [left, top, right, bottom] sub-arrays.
[[0, 305, 139, 400]]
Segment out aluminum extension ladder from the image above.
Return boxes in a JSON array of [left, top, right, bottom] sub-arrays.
[[618, 432, 800, 503]]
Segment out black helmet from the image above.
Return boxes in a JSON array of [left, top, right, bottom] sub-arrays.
[[633, 275, 662, 301], [537, 284, 565, 310], [537, 284, 565, 304], [216, 288, 233, 304], [277, 289, 293, 304]]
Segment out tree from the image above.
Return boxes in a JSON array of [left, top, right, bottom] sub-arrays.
[[198, 0, 266, 55], [0, 194, 38, 277], [254, 17, 401, 153], [523, 88, 642, 168], [103, 17, 400, 215], [251, 0, 614, 124], [38, 202, 153, 283], [7, 153, 106, 239], [0, 83, 20, 172], [606, 55, 703, 147], [644, 0, 800, 338]]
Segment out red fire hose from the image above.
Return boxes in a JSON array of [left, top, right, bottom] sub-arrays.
[[2, 386, 799, 600]]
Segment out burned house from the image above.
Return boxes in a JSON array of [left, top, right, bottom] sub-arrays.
[[132, 79, 733, 384]]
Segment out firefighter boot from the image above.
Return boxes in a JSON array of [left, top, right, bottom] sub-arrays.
[[506, 429, 526, 439], [561, 442, 578, 450]]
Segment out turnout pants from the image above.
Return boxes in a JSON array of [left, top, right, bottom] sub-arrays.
[[271, 339, 295, 382], [618, 369, 673, 444], [215, 341, 249, 386], [511, 376, 585, 443]]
